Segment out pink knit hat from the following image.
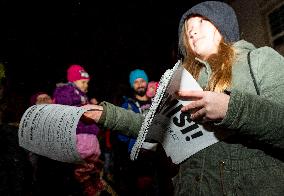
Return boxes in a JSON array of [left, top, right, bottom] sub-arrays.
[[67, 64, 90, 82]]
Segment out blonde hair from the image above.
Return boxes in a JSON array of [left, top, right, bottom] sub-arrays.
[[181, 21, 235, 93]]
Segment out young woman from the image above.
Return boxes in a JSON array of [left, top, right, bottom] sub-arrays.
[[82, 1, 284, 195]]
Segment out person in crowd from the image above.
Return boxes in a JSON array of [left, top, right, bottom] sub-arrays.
[[146, 81, 159, 99], [53, 64, 101, 137], [82, 1, 284, 195], [28, 92, 53, 182], [53, 64, 109, 195], [29, 91, 86, 196], [118, 69, 151, 153], [30, 92, 53, 105], [114, 69, 157, 195]]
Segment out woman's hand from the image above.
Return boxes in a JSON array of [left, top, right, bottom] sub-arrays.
[[177, 90, 230, 122], [81, 104, 103, 123]]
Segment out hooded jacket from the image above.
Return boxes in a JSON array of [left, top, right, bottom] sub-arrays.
[[98, 37, 284, 196], [98, 1, 284, 195]]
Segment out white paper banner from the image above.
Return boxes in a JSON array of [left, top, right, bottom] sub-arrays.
[[18, 104, 87, 163], [131, 61, 220, 164]]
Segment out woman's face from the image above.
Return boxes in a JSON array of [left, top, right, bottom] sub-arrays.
[[185, 16, 222, 60]]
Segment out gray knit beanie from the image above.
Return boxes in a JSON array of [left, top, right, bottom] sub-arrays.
[[178, 1, 240, 58]]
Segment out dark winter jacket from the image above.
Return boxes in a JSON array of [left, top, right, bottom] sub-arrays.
[[118, 96, 151, 152], [53, 83, 100, 135]]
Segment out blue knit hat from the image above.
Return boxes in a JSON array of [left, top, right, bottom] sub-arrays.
[[178, 1, 240, 58], [129, 69, 148, 88]]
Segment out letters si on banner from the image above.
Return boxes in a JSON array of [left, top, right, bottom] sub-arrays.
[[131, 61, 220, 164]]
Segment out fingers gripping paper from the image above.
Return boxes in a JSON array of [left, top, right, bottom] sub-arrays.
[[130, 61, 220, 164], [18, 104, 87, 163]]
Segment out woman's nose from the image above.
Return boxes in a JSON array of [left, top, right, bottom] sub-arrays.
[[189, 29, 197, 38]]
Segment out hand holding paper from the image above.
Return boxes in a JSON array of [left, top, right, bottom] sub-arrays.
[[177, 90, 230, 122], [131, 62, 222, 164], [81, 104, 104, 123]]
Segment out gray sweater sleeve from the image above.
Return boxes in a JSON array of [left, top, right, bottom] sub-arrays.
[[219, 90, 284, 149], [98, 101, 144, 138]]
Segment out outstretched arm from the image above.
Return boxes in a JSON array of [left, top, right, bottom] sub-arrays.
[[82, 101, 144, 138]]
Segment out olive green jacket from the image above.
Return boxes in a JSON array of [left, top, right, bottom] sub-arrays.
[[99, 40, 284, 195]]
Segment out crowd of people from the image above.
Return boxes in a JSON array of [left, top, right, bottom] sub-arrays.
[[0, 1, 284, 196], [0, 62, 160, 195]]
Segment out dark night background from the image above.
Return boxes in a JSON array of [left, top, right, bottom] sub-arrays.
[[0, 0, 204, 104]]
